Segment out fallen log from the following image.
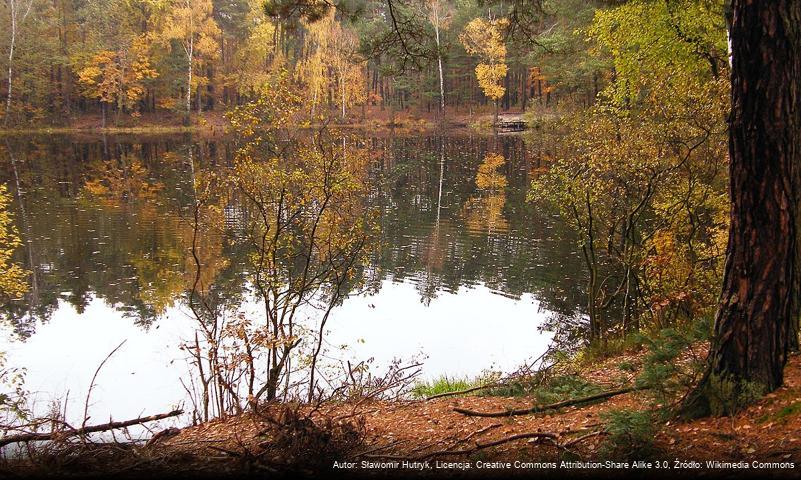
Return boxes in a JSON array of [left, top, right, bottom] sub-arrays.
[[0, 409, 183, 448], [453, 386, 637, 417]]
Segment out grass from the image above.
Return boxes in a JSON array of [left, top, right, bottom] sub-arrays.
[[410, 372, 606, 403], [410, 376, 485, 399]]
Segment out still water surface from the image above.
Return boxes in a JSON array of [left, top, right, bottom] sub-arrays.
[[0, 132, 584, 427]]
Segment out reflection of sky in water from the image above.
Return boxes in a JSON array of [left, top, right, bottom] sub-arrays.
[[328, 280, 552, 379], [0, 133, 582, 430], [1, 280, 550, 428]]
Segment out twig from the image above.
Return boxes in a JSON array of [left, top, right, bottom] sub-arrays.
[[0, 409, 183, 448], [561, 430, 606, 449], [364, 431, 559, 460], [453, 386, 639, 417], [83, 340, 127, 431], [459, 423, 502, 444]]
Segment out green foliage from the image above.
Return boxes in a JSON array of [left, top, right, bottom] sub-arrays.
[[411, 372, 605, 403], [634, 320, 711, 413], [588, 0, 728, 106], [410, 375, 486, 399], [482, 374, 603, 403], [691, 373, 767, 418], [600, 408, 657, 458], [529, 11, 730, 341], [574, 333, 644, 364], [0, 351, 28, 423], [757, 401, 801, 425], [529, 374, 602, 404]]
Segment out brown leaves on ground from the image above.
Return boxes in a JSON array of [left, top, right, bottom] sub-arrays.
[[157, 350, 801, 473]]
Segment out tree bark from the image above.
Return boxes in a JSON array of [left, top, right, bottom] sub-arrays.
[[4, 0, 32, 126], [4, 0, 17, 126], [432, 1, 445, 117], [681, 0, 801, 418], [184, 7, 194, 126]]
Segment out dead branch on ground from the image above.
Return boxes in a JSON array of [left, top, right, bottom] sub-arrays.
[[453, 386, 639, 417], [0, 409, 183, 448]]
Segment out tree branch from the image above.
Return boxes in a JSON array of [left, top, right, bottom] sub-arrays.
[[0, 410, 183, 448], [453, 386, 638, 417]]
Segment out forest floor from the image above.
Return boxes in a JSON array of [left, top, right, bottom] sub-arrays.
[[151, 347, 801, 477], [7, 347, 801, 478], [6, 345, 801, 478]]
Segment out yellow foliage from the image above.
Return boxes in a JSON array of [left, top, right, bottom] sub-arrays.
[[75, 35, 158, 111], [460, 17, 508, 103], [298, 10, 366, 118], [82, 155, 164, 203], [459, 17, 507, 63], [465, 153, 509, 233], [0, 185, 28, 300], [475, 153, 507, 190], [475, 63, 508, 101]]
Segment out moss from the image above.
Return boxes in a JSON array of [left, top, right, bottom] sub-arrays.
[[756, 401, 801, 424], [680, 373, 767, 419]]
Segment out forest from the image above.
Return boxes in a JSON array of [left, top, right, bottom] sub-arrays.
[[0, 0, 629, 127], [0, 0, 799, 477]]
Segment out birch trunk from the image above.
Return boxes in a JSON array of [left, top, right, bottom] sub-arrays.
[[4, 0, 32, 126]]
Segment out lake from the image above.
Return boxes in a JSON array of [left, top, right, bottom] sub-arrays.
[[0, 131, 585, 428]]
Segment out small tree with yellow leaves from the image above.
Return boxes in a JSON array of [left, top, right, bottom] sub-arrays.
[[459, 17, 508, 124]]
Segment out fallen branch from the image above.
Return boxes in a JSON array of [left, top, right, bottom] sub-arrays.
[[0, 409, 183, 448], [561, 430, 606, 449], [449, 431, 558, 453], [362, 431, 559, 460], [453, 386, 638, 417]]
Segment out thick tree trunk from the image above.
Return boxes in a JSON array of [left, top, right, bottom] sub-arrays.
[[681, 0, 801, 418]]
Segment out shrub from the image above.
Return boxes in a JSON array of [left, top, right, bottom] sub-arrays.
[[262, 404, 366, 471], [600, 409, 657, 459], [635, 319, 711, 414]]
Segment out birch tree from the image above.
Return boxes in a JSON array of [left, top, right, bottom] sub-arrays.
[[3, 0, 34, 126], [162, 0, 220, 122], [427, 0, 452, 116]]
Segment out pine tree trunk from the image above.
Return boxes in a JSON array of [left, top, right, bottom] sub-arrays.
[[681, 0, 801, 418]]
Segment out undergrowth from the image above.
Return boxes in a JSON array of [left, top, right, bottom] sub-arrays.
[[600, 409, 658, 459], [412, 372, 605, 404]]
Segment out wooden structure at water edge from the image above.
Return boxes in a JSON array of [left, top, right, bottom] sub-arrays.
[[495, 113, 528, 132]]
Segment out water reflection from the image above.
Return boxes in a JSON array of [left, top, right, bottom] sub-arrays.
[[0, 132, 585, 418]]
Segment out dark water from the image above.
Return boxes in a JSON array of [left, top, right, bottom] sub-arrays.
[[0, 132, 584, 423]]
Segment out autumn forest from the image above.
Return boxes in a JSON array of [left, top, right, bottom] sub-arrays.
[[0, 0, 800, 477]]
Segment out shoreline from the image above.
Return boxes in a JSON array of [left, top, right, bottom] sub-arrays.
[[4, 345, 800, 477], [0, 111, 528, 137]]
